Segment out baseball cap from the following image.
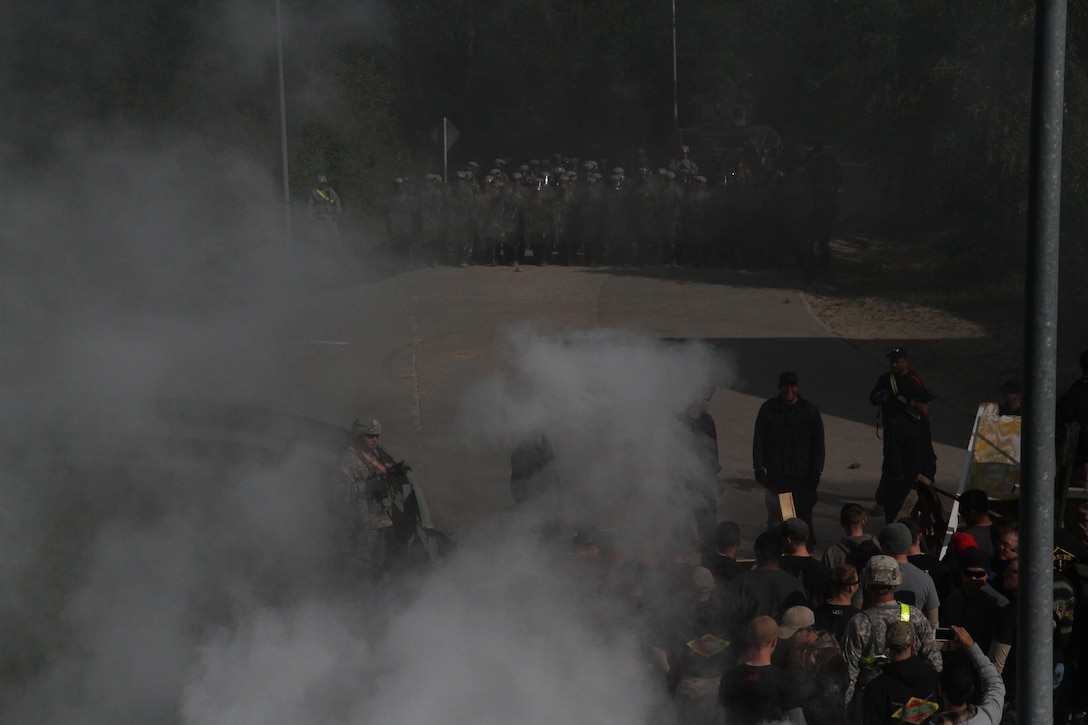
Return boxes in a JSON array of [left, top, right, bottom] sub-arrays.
[[886, 621, 914, 650], [692, 566, 716, 593], [778, 371, 799, 387], [886, 347, 909, 360], [878, 523, 913, 555], [949, 532, 979, 556], [864, 555, 903, 587], [747, 615, 779, 645], [778, 606, 815, 638], [780, 517, 810, 542]]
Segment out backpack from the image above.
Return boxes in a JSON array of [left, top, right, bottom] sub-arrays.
[[841, 537, 881, 574]]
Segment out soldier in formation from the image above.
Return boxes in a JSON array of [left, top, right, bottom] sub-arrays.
[[380, 141, 842, 270]]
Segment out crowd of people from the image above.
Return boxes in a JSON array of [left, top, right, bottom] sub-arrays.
[[553, 498, 1087, 725], [522, 347, 1088, 724], [378, 139, 843, 271], [330, 296, 1088, 724]]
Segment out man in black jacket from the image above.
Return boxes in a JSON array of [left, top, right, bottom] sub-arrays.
[[876, 386, 937, 524], [869, 347, 927, 517], [861, 621, 940, 725], [753, 371, 826, 543]]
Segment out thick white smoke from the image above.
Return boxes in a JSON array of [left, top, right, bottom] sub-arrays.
[[461, 324, 732, 529], [0, 3, 736, 723]]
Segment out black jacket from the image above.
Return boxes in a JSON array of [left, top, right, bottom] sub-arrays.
[[753, 395, 825, 486], [862, 655, 940, 725]]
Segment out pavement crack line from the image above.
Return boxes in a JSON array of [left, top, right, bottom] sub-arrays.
[[408, 295, 426, 470]]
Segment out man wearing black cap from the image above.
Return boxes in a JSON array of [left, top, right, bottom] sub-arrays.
[[868, 347, 927, 517], [753, 371, 826, 543], [873, 385, 937, 524]]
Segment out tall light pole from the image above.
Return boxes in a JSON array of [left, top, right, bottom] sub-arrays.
[[672, 0, 679, 136], [275, 0, 292, 247]]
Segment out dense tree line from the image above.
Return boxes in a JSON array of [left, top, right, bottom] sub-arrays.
[[4, 1, 1088, 294]]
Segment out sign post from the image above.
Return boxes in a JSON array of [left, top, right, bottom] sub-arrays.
[[430, 118, 461, 182]]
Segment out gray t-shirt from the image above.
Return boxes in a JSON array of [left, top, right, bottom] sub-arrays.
[[896, 561, 940, 613]]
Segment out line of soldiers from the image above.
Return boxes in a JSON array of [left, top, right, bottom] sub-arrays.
[[383, 146, 842, 270]]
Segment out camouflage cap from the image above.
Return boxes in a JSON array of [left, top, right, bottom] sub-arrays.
[[351, 417, 382, 436], [864, 555, 903, 587], [886, 621, 915, 650]]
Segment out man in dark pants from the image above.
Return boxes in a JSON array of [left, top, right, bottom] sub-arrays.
[[869, 347, 927, 517], [876, 386, 937, 524], [753, 371, 825, 544]]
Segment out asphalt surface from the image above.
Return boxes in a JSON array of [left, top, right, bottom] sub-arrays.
[[178, 262, 979, 556]]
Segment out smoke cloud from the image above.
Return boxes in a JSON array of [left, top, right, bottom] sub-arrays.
[[1, 3, 739, 723]]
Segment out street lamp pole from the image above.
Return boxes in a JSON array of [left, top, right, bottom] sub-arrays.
[[672, 0, 678, 136], [275, 0, 292, 247]]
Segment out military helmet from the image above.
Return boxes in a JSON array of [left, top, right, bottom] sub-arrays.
[[351, 417, 382, 436], [490, 168, 502, 176], [317, 174, 329, 184], [494, 158, 506, 167], [612, 167, 625, 176], [467, 161, 479, 170], [864, 555, 903, 587]]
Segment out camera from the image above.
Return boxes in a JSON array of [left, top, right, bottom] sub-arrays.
[[934, 627, 955, 641]]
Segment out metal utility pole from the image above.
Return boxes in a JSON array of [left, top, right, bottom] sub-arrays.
[[276, 0, 292, 247], [1020, 2, 1066, 723], [672, 0, 679, 135]]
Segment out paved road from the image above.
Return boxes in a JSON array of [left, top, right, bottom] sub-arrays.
[[177, 263, 977, 555]]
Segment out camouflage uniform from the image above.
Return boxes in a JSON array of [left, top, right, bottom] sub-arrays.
[[783, 631, 849, 725], [334, 418, 396, 581], [384, 178, 417, 258], [523, 181, 557, 265], [843, 556, 942, 705], [445, 172, 478, 265], [418, 174, 447, 265], [309, 175, 342, 249]]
